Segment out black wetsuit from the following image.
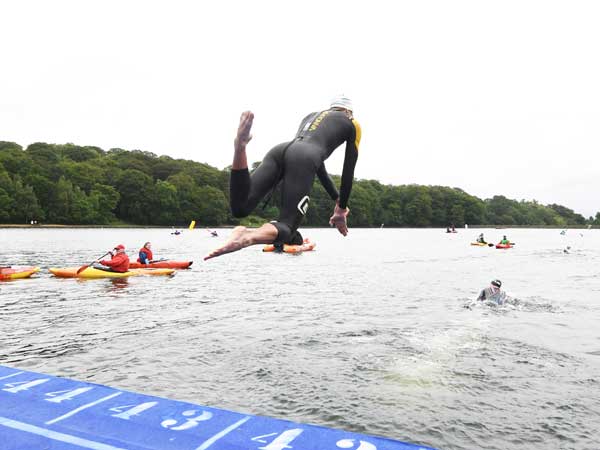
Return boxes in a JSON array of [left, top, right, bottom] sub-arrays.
[[230, 109, 362, 244]]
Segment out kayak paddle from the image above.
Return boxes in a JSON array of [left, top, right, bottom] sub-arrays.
[[77, 251, 111, 275]]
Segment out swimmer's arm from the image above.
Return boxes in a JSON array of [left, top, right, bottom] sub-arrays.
[[476, 289, 486, 301], [338, 142, 358, 209], [338, 119, 361, 209], [316, 163, 339, 201]]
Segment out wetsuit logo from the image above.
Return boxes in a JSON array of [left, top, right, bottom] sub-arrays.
[[309, 111, 329, 131], [297, 196, 310, 215]]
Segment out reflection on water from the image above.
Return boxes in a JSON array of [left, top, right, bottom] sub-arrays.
[[1, 227, 600, 450], [109, 278, 130, 290]]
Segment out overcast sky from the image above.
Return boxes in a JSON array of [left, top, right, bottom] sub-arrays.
[[1, 1, 598, 217]]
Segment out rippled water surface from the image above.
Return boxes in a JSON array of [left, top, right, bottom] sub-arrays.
[[1, 227, 600, 450]]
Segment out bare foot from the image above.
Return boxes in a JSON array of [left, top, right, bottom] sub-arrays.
[[204, 223, 279, 260], [232, 111, 254, 170], [204, 226, 251, 260], [234, 111, 254, 150]]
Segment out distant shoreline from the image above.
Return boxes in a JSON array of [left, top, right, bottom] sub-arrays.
[[0, 224, 595, 229]]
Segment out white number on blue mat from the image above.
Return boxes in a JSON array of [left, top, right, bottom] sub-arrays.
[[337, 439, 377, 450], [161, 409, 213, 431], [45, 387, 94, 403], [110, 402, 158, 419], [2, 378, 50, 393], [251, 428, 304, 450]]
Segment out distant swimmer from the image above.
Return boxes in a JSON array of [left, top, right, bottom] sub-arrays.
[[563, 246, 571, 254], [205, 95, 361, 260], [477, 279, 506, 305]]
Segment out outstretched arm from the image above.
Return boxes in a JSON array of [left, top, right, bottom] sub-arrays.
[[329, 119, 361, 236], [338, 119, 361, 208], [316, 163, 339, 201]]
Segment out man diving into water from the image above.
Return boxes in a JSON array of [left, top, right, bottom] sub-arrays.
[[204, 96, 362, 260]]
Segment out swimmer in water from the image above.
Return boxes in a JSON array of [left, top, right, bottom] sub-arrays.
[[477, 279, 506, 304]]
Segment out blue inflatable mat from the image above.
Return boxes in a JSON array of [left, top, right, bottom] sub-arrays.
[[0, 365, 435, 450]]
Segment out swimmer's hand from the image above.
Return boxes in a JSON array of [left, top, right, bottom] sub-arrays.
[[329, 203, 349, 236]]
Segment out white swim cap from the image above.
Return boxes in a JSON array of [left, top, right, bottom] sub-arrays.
[[330, 95, 353, 111]]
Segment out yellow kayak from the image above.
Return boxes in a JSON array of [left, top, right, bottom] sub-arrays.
[[0, 266, 40, 281], [470, 242, 488, 246], [49, 267, 175, 278]]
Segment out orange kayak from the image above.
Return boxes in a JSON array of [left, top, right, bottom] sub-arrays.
[[49, 267, 175, 278], [129, 260, 192, 269], [263, 240, 316, 253], [0, 266, 40, 281]]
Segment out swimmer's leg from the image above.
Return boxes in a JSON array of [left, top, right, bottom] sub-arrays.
[[230, 149, 283, 217], [271, 149, 318, 244], [229, 112, 287, 217], [204, 224, 278, 260]]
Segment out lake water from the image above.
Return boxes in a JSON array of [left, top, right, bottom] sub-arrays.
[[1, 227, 599, 450]]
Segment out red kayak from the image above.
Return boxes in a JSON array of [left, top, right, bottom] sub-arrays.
[[495, 244, 513, 249], [129, 260, 193, 269]]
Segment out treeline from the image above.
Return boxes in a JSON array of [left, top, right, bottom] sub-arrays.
[[1, 141, 598, 227]]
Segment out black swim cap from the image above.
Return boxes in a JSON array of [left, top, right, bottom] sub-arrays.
[[491, 279, 502, 287]]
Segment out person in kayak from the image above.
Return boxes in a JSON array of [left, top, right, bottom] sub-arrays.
[[477, 279, 506, 304], [499, 235, 511, 245], [205, 95, 361, 260], [94, 244, 130, 273], [476, 233, 486, 244], [138, 242, 153, 264]]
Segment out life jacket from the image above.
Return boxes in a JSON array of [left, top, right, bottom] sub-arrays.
[[100, 253, 130, 273], [137, 247, 153, 263]]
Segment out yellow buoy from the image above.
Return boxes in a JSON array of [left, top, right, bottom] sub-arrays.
[[188, 220, 196, 230]]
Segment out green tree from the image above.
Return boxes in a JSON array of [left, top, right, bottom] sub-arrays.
[[195, 186, 228, 225], [0, 187, 14, 221], [89, 184, 120, 223], [12, 179, 44, 223], [151, 180, 180, 225], [115, 169, 155, 224]]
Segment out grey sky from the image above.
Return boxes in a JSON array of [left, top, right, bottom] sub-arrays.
[[1, 0, 598, 217]]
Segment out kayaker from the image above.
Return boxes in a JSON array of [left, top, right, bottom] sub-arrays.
[[476, 233, 486, 244], [95, 244, 130, 273], [499, 235, 511, 245], [477, 279, 506, 304], [138, 242, 153, 264], [205, 95, 361, 260]]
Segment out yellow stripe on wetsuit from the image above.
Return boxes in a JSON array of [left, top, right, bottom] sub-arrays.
[[352, 118, 362, 151]]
